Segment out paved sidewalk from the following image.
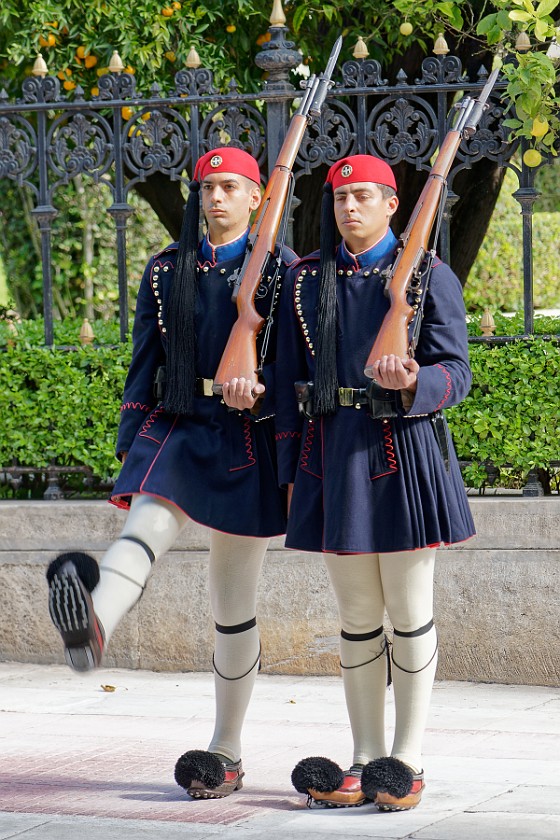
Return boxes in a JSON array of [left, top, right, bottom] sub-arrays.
[[0, 663, 559, 839]]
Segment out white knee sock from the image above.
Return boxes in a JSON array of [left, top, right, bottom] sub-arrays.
[[340, 631, 388, 765], [324, 553, 388, 767], [390, 622, 438, 772], [379, 547, 438, 773], [209, 624, 261, 762], [93, 495, 188, 642], [206, 531, 269, 763]]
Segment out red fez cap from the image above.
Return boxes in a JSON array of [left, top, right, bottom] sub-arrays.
[[194, 147, 260, 185], [326, 154, 396, 191]]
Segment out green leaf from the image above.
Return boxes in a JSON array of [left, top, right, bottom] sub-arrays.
[[292, 5, 308, 33], [508, 11, 533, 21], [536, 0, 559, 17], [535, 18, 551, 40], [477, 13, 498, 35]]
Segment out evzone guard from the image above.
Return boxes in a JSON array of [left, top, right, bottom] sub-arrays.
[[275, 154, 475, 811], [46, 147, 297, 799]]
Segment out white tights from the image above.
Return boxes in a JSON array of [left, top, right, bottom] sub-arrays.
[[92, 494, 269, 763], [324, 548, 438, 773]]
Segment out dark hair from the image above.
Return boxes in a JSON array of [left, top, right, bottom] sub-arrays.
[[378, 184, 397, 200]]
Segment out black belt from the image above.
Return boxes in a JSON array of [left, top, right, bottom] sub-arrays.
[[295, 380, 397, 419], [338, 387, 368, 408], [154, 367, 216, 400], [195, 377, 215, 397]]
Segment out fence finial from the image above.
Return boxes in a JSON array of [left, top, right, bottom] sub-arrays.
[[433, 33, 449, 55], [480, 307, 496, 336], [270, 0, 286, 27], [109, 51, 125, 74], [79, 318, 95, 345], [32, 54, 48, 78], [353, 37, 369, 59], [185, 45, 201, 68], [515, 31, 531, 52]]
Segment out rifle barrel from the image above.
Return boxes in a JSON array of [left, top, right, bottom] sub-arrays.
[[462, 65, 501, 137], [309, 35, 343, 117]]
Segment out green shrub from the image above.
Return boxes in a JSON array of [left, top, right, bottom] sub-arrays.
[[0, 317, 558, 497], [0, 340, 130, 497], [448, 315, 560, 491], [466, 162, 560, 314]]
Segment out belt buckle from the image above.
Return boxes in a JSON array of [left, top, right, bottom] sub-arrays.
[[338, 387, 353, 407], [202, 378, 214, 397]]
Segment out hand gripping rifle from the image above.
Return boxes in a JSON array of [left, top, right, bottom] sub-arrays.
[[212, 36, 343, 396], [363, 62, 501, 379]]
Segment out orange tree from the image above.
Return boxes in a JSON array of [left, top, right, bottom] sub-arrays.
[[0, 1, 558, 273]]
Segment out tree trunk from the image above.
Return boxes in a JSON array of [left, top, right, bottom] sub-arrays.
[[131, 171, 186, 242]]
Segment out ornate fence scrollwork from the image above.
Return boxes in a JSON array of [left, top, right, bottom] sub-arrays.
[[0, 40, 546, 350]]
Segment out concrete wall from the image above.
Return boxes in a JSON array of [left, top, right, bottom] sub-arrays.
[[0, 498, 558, 685]]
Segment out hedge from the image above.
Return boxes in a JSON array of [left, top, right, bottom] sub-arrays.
[[0, 316, 559, 497]]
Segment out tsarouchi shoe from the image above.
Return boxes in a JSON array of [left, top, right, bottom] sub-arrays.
[[361, 756, 425, 811], [291, 756, 367, 807], [174, 750, 244, 799], [46, 552, 104, 672]]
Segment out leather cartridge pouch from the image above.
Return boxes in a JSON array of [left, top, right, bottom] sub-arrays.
[[366, 380, 398, 419], [294, 380, 316, 420]]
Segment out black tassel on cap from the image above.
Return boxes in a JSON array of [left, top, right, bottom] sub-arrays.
[[165, 180, 200, 415], [313, 182, 339, 416]]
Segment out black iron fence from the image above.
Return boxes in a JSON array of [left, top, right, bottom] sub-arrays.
[[3, 22, 555, 345]]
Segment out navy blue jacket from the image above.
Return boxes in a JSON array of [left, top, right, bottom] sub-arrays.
[[275, 230, 475, 553], [111, 231, 298, 537]]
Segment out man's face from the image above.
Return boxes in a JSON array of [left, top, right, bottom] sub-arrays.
[[200, 172, 261, 244], [333, 181, 398, 254]]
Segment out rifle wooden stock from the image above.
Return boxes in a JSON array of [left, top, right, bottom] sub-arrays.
[[363, 64, 500, 378], [212, 36, 343, 395], [213, 116, 308, 391], [364, 131, 462, 376]]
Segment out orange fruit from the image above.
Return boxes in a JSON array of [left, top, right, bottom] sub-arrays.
[[164, 51, 176, 62], [76, 46, 88, 58], [84, 55, 98, 69], [125, 65, 135, 74], [121, 106, 133, 120], [39, 34, 56, 48], [141, 112, 151, 121], [91, 86, 99, 96], [63, 80, 76, 90], [531, 116, 549, 138], [400, 22, 413, 36], [172, 1, 182, 8], [226, 24, 236, 33], [161, 7, 174, 16], [523, 148, 542, 167]]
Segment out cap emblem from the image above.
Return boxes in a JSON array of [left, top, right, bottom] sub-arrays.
[[341, 164, 353, 178], [210, 155, 223, 168]]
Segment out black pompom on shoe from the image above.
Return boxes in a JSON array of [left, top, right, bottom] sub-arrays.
[[175, 750, 244, 799], [46, 552, 100, 591], [362, 757, 425, 811], [47, 552, 104, 672], [292, 758, 367, 807], [291, 756, 344, 794]]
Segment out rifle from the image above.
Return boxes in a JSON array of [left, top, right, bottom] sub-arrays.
[[212, 36, 343, 396], [363, 62, 501, 379]]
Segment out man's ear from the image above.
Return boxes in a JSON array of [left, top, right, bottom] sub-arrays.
[[250, 186, 262, 211], [387, 194, 399, 218]]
